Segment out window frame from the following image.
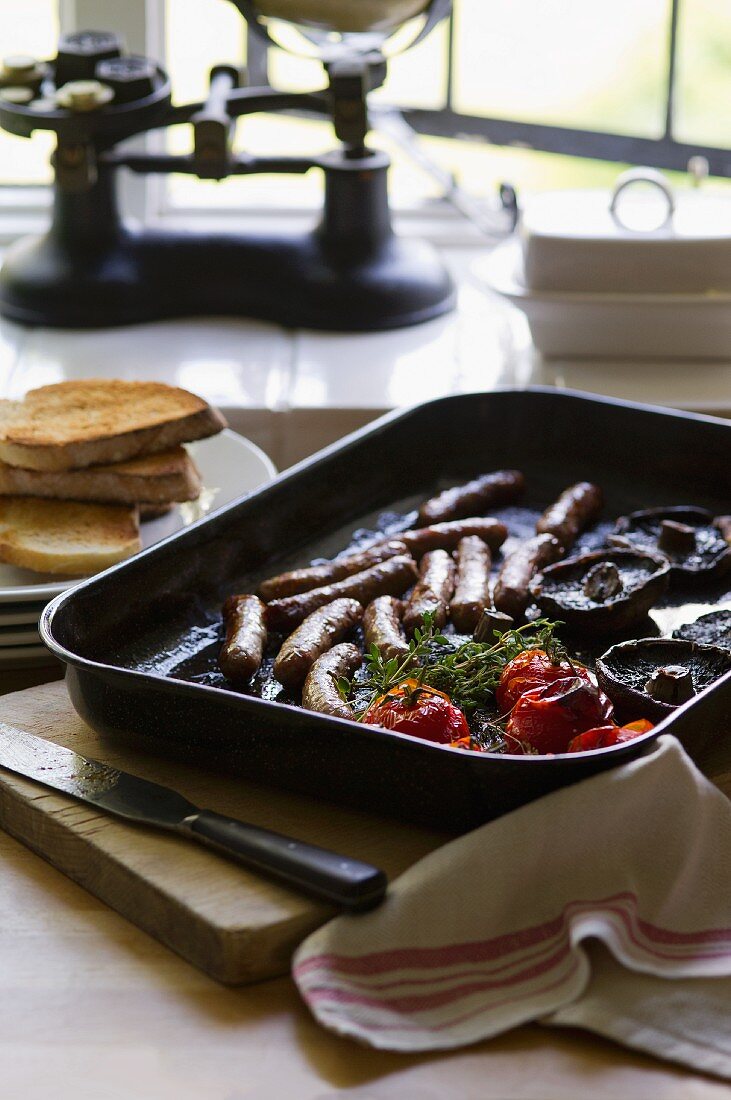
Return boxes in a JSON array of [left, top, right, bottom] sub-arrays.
[[238, 1, 730, 177], [0, 0, 728, 247], [0, 0, 155, 242], [403, 1, 730, 178]]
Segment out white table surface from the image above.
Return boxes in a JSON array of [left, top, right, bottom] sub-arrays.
[[1, 247, 729, 470]]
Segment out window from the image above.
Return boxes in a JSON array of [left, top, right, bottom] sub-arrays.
[[406, 0, 731, 178], [0, 0, 58, 186], [1, 0, 729, 230]]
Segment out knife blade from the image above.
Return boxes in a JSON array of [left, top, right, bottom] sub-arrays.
[[0, 721, 387, 910]]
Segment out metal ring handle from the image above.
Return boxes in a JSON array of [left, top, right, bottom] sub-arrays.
[[609, 167, 675, 229]]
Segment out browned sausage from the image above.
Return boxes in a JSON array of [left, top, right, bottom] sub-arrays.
[[418, 470, 525, 526], [536, 482, 603, 550], [717, 515, 731, 544], [274, 598, 363, 689], [403, 550, 456, 635], [493, 533, 563, 618], [302, 643, 362, 720], [388, 518, 507, 559], [266, 555, 418, 633], [259, 540, 408, 601], [449, 536, 492, 633], [218, 594, 267, 685], [363, 596, 409, 663]]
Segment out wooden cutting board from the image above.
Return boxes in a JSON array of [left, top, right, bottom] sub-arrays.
[[1, 682, 729, 989], [0, 681, 446, 986]]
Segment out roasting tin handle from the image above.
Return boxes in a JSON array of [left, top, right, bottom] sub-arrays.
[[180, 810, 388, 910]]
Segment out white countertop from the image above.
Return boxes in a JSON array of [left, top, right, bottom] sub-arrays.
[[1, 247, 729, 469]]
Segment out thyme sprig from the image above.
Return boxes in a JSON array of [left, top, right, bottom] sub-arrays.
[[360, 611, 449, 715], [423, 619, 566, 713], [333, 675, 354, 704], [358, 613, 566, 718]]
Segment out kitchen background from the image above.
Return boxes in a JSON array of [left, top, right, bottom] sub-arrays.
[[0, 0, 729, 474]]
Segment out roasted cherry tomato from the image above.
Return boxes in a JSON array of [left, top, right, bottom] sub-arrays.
[[496, 648, 592, 715], [567, 719, 654, 753], [620, 719, 655, 736], [449, 734, 484, 753], [363, 678, 470, 743], [505, 675, 614, 754]]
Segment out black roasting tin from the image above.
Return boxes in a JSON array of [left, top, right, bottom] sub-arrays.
[[42, 390, 731, 831]]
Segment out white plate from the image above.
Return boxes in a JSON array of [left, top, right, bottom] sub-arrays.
[[0, 430, 277, 605], [474, 241, 731, 360], [0, 604, 47, 626], [0, 651, 61, 671], [0, 644, 53, 662], [0, 625, 41, 646]]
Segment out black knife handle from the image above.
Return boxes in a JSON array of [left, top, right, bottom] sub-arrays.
[[181, 810, 387, 911]]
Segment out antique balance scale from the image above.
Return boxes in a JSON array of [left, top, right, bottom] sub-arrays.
[[0, 0, 455, 330]]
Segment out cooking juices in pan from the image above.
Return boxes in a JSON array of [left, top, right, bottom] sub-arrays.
[[193, 473, 731, 758]]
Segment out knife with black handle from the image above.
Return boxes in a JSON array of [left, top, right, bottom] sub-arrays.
[[0, 721, 387, 911]]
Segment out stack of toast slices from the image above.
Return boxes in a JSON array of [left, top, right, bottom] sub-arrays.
[[0, 379, 226, 575]]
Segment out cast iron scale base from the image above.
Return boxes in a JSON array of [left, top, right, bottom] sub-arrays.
[[0, 14, 455, 331]]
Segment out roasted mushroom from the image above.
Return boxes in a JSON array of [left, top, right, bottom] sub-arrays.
[[612, 507, 731, 582], [596, 637, 731, 722], [529, 548, 670, 635], [673, 609, 731, 651]]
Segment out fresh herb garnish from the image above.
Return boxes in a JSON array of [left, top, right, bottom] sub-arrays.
[[332, 674, 354, 704], [423, 619, 566, 713], [359, 613, 566, 718], [469, 709, 510, 752], [359, 611, 449, 715]]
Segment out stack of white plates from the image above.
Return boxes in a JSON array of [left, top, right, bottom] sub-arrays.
[[475, 173, 731, 360], [0, 582, 63, 668], [0, 429, 277, 671]]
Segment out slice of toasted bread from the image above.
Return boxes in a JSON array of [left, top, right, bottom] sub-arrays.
[[0, 446, 202, 504], [0, 379, 226, 471], [0, 498, 141, 575]]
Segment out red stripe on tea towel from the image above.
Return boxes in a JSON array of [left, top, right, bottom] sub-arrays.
[[295, 892, 731, 984]]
